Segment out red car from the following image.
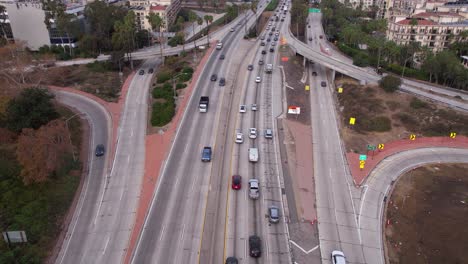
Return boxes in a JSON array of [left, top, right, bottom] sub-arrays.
[[232, 175, 242, 190]]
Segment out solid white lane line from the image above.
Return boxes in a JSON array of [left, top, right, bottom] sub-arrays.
[[159, 225, 165, 241], [102, 236, 110, 255]]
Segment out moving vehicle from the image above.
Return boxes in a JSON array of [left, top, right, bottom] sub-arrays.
[[312, 71, 317, 76], [235, 132, 244, 144], [270, 47, 274, 52], [255, 76, 261, 83], [331, 250, 346, 264], [211, 74, 217, 81], [239, 105, 247, 113], [95, 144, 105, 157], [248, 179, 259, 199], [264, 129, 273, 139], [219, 78, 226, 86], [139, 69, 145, 75], [249, 128, 257, 139], [321, 81, 327, 87], [268, 206, 280, 223], [251, 104, 257, 111], [216, 42, 223, 50], [266, 64, 273, 73], [148, 68, 154, 74], [201, 147, 212, 162], [249, 148, 258, 162], [232, 175, 242, 190], [225, 257, 238, 264], [220, 54, 225, 60], [230, 28, 235, 32], [199, 96, 209, 112], [259, 59, 264, 65], [261, 50, 266, 54], [249, 235, 262, 257], [248, 64, 254, 71]]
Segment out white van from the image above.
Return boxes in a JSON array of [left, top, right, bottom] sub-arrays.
[[248, 148, 258, 162], [216, 42, 223, 50]]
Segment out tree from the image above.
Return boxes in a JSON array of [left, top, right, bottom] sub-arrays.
[[5, 88, 58, 133], [204, 15, 213, 46], [176, 16, 186, 52], [0, 5, 8, 41], [379, 75, 401, 93], [16, 119, 72, 185], [0, 42, 34, 85], [112, 11, 136, 61], [56, 12, 81, 57], [42, 0, 67, 52], [147, 12, 166, 64]]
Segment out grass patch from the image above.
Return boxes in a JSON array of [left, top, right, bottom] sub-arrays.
[[266, 0, 279, 11]]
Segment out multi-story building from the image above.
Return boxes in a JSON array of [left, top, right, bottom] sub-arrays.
[[386, 12, 468, 52], [129, 0, 181, 32]]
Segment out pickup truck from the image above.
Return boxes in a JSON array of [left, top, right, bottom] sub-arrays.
[[199, 96, 209, 112]]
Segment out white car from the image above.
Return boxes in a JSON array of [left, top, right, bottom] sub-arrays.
[[331, 250, 346, 264], [249, 128, 257, 139], [255, 76, 261, 83], [251, 104, 258, 111], [264, 129, 273, 139], [235, 132, 244, 144], [240, 105, 247, 113]]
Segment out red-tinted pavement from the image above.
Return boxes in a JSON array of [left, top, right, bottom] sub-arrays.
[[123, 43, 215, 264], [347, 136, 468, 186]]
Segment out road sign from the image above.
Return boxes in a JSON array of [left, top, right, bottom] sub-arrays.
[[378, 143, 384, 150], [3, 231, 27, 244], [338, 87, 343, 93], [349, 117, 356, 125], [367, 144, 376, 151], [359, 160, 365, 169], [305, 85, 310, 91], [359, 154, 367, 161], [450, 132, 457, 138], [281, 57, 289, 62], [409, 134, 416, 140], [288, 106, 301, 114], [309, 8, 321, 13]]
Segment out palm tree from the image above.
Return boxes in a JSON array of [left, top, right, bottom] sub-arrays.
[[0, 5, 8, 40], [204, 15, 213, 46], [147, 12, 165, 64]]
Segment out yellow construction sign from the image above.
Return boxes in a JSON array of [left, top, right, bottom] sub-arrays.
[[305, 85, 310, 91], [410, 134, 416, 140], [450, 132, 457, 139], [349, 117, 356, 125], [378, 144, 384, 150], [359, 160, 365, 169], [338, 87, 343, 93]]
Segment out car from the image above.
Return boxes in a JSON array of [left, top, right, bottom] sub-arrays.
[[264, 129, 273, 139], [308, 25, 311, 28], [148, 68, 154, 74], [260, 35, 265, 40], [308, 37, 313, 41], [268, 206, 280, 223], [248, 179, 260, 199], [260, 42, 266, 46], [258, 60, 264, 65], [275, 32, 279, 36], [95, 144, 105, 156], [321, 81, 327, 87], [319, 35, 323, 39], [251, 104, 257, 111], [225, 257, 238, 264], [235, 132, 244, 144], [268, 32, 273, 36], [269, 47, 274, 52], [220, 54, 225, 60], [255, 76, 261, 83], [281, 18, 284, 22], [267, 38, 271, 42], [239, 105, 247, 113], [249, 235, 262, 257], [248, 64, 254, 71], [312, 71, 317, 76], [139, 69, 145, 75], [230, 28, 235, 32], [232, 175, 242, 190], [274, 37, 279, 41], [219, 78, 226, 86], [249, 128, 257, 139], [211, 74, 217, 81], [261, 50, 266, 54], [268, 22, 272, 26], [271, 42, 276, 46], [331, 250, 346, 264], [266, 26, 270, 30], [201, 147, 212, 162]]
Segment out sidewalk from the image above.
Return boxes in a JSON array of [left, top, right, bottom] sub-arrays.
[[122, 42, 216, 264], [347, 136, 468, 185]]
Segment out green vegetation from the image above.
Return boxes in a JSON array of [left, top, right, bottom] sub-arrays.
[[266, 0, 279, 11], [320, 0, 468, 90], [379, 75, 401, 93], [290, 0, 308, 36], [410, 97, 428, 109]]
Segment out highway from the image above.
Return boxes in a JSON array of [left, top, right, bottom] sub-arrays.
[[55, 58, 160, 263]]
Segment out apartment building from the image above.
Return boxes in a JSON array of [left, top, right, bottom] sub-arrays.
[[129, 0, 181, 32], [387, 13, 468, 52]]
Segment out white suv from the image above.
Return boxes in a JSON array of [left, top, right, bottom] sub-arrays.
[[249, 128, 257, 139], [331, 251, 346, 264], [235, 132, 244, 144]]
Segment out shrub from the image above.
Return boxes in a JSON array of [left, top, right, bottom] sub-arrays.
[[369, 116, 392, 132], [151, 101, 175, 126], [379, 75, 401, 93], [178, 72, 192, 82], [182, 67, 194, 74], [176, 83, 187, 89], [352, 52, 370, 67], [410, 97, 428, 109], [157, 71, 172, 83], [152, 85, 173, 99]]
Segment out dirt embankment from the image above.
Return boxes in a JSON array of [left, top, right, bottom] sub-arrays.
[[385, 164, 468, 264]]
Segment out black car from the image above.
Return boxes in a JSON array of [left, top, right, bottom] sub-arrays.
[[267, 38, 271, 42], [261, 50, 266, 54], [138, 69, 145, 75], [261, 42, 266, 46], [274, 37, 279, 41], [308, 37, 313, 41], [281, 18, 284, 22], [248, 64, 254, 71], [95, 144, 105, 157], [225, 257, 238, 264], [219, 78, 226, 86], [249, 235, 262, 258], [148, 68, 154, 74], [268, 32, 273, 36], [321, 81, 327, 87], [258, 60, 264, 65], [220, 54, 225, 60], [269, 47, 274, 52], [210, 74, 217, 81], [312, 71, 317, 76]]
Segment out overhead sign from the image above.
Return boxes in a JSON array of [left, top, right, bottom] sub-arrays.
[[349, 117, 356, 125], [288, 106, 301, 114], [359, 154, 367, 161], [450, 132, 457, 138], [309, 8, 321, 13]]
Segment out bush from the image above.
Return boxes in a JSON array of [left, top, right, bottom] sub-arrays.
[[176, 83, 187, 89], [379, 75, 401, 93], [151, 101, 175, 127], [410, 97, 428, 109], [352, 52, 370, 67], [157, 71, 172, 83], [86, 61, 115, 73], [337, 43, 359, 57], [385, 64, 428, 80], [178, 72, 192, 82], [266, 0, 279, 11], [152, 85, 173, 99], [369, 116, 392, 132], [182, 67, 194, 74]]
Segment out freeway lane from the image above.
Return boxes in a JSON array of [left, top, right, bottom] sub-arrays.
[[56, 59, 159, 263], [359, 147, 468, 264]]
